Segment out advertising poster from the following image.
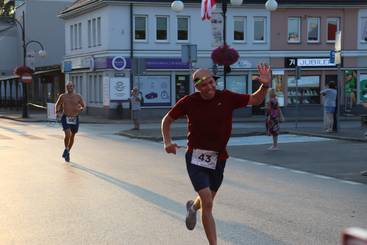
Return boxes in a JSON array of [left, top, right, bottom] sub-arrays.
[[360, 74, 367, 103], [110, 77, 130, 101], [344, 70, 357, 111], [138, 76, 171, 106], [211, 12, 223, 48]]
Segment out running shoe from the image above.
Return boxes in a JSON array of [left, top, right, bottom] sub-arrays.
[[185, 200, 197, 230], [65, 152, 70, 162], [62, 149, 68, 158], [361, 170, 367, 176]]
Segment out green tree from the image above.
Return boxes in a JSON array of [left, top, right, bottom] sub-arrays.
[[0, 0, 15, 17]]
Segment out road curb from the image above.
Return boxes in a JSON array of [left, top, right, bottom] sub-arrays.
[[285, 130, 367, 142]]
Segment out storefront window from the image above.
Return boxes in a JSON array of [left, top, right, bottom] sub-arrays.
[[272, 75, 285, 106], [344, 70, 357, 112], [288, 76, 320, 104], [138, 76, 171, 106], [216, 75, 247, 94], [360, 74, 367, 103]]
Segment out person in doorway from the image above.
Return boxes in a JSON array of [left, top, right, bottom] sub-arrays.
[[161, 64, 271, 245], [55, 81, 85, 162], [129, 87, 143, 130], [321, 81, 337, 133], [265, 88, 282, 150]]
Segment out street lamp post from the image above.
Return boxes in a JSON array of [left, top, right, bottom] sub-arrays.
[[12, 11, 46, 118], [334, 31, 342, 132]]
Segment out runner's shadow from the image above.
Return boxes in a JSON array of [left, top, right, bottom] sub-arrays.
[[69, 162, 184, 219], [69, 162, 287, 244]]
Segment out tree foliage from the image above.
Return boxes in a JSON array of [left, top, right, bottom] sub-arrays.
[[0, 0, 15, 17]]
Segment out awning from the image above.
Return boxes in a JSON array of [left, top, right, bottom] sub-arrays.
[[0, 75, 19, 81], [33, 68, 60, 75]]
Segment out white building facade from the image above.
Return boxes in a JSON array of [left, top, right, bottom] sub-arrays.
[[59, 0, 272, 119]]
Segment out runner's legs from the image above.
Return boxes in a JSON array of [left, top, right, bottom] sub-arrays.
[[68, 132, 76, 150], [198, 187, 217, 245], [64, 129, 72, 149]]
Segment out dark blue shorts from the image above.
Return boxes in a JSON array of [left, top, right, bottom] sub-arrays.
[[61, 115, 79, 134], [185, 152, 226, 192]]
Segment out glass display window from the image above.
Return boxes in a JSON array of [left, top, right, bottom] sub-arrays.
[[272, 75, 285, 106], [216, 75, 247, 94], [287, 76, 320, 104]]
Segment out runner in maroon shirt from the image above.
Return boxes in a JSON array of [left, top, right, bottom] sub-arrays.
[[161, 65, 271, 245]]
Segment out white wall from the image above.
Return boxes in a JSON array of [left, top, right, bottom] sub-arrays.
[[0, 23, 18, 75], [63, 3, 271, 58]]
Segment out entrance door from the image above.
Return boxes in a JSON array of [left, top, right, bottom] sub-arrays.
[[252, 76, 265, 115], [175, 75, 190, 102], [325, 75, 337, 87]]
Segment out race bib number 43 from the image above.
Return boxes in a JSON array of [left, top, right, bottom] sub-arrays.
[[191, 149, 218, 170], [66, 116, 77, 125]]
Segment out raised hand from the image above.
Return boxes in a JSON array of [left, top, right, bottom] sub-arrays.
[[257, 63, 272, 87]]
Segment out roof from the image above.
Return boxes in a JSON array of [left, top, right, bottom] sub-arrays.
[[60, 0, 367, 17]]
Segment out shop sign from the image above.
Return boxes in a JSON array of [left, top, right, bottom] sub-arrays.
[[297, 58, 335, 67], [95, 57, 189, 70], [285, 57, 336, 68], [231, 59, 253, 69], [110, 77, 130, 101], [63, 61, 72, 72], [112, 56, 127, 71]]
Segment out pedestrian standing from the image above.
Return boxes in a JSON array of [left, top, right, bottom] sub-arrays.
[[321, 81, 337, 132], [161, 64, 271, 245], [265, 88, 282, 150], [129, 87, 143, 130], [55, 81, 85, 162]]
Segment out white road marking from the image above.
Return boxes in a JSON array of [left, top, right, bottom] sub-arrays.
[[173, 134, 333, 146], [231, 156, 363, 186]]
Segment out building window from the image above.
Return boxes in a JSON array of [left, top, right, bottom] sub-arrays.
[[74, 24, 78, 49], [288, 17, 300, 43], [177, 16, 189, 41], [97, 17, 101, 46], [361, 17, 367, 42], [254, 17, 266, 42], [88, 20, 91, 47], [134, 16, 147, 41], [70, 25, 74, 50], [156, 16, 168, 41], [288, 76, 320, 104], [92, 18, 96, 47], [98, 75, 103, 103], [307, 17, 320, 43], [88, 75, 94, 103], [78, 23, 82, 49], [327, 18, 339, 42], [233, 16, 246, 42]]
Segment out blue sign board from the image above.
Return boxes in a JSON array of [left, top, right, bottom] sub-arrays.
[[329, 50, 335, 64]]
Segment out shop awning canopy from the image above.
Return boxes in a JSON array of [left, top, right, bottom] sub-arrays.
[[0, 75, 19, 81]]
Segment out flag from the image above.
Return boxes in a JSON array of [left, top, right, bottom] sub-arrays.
[[201, 0, 216, 21]]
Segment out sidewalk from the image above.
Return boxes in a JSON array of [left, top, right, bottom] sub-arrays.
[[118, 124, 367, 143], [1, 109, 366, 142]]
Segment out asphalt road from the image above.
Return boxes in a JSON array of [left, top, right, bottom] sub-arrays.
[[0, 120, 366, 245]]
